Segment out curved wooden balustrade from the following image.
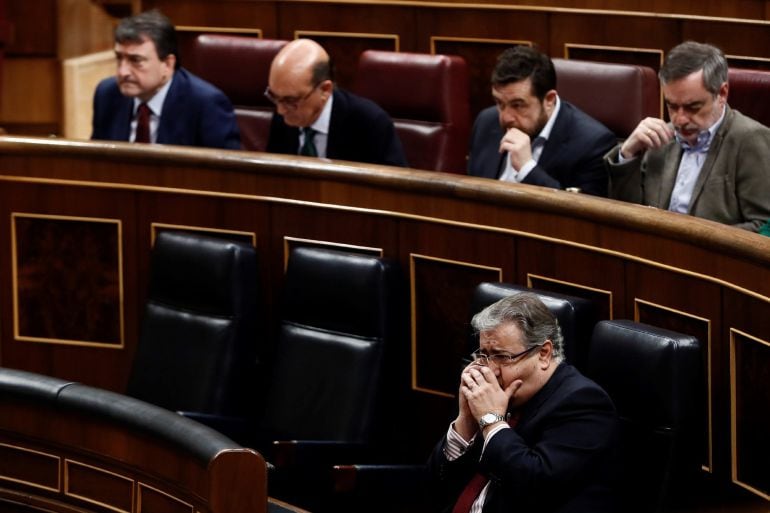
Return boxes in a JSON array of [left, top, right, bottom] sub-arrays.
[[0, 367, 268, 513], [0, 136, 769, 510]]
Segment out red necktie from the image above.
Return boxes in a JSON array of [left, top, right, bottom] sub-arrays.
[[135, 103, 151, 143], [451, 413, 520, 513]]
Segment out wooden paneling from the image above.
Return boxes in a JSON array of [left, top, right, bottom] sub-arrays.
[[2, 137, 770, 508]]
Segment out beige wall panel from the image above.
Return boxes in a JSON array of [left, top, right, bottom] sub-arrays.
[[62, 50, 114, 140]]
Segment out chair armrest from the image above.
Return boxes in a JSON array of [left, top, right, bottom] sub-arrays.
[[176, 411, 253, 445], [272, 440, 370, 467], [332, 464, 430, 513]]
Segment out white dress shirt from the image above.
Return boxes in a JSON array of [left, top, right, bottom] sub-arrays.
[[299, 94, 334, 158], [500, 96, 561, 183]]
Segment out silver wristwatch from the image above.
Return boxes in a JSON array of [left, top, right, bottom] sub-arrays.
[[478, 412, 506, 428]]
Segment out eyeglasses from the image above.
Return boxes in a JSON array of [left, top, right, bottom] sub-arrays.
[[264, 82, 322, 109], [470, 344, 542, 367]]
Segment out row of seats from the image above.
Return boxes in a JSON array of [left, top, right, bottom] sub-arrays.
[[127, 230, 705, 512], [182, 34, 770, 174]]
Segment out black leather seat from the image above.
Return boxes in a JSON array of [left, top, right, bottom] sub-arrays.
[[470, 282, 599, 370], [126, 230, 259, 418], [255, 246, 405, 510], [587, 320, 703, 513]]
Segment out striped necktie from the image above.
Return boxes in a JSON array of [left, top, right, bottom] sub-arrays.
[[300, 127, 318, 156]]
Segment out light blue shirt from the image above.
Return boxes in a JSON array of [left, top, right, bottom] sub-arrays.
[[668, 106, 725, 213]]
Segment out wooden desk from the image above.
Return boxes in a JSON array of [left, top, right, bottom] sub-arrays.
[[0, 136, 768, 508]]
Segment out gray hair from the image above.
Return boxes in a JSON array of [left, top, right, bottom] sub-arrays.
[[659, 41, 727, 95], [471, 292, 565, 362]]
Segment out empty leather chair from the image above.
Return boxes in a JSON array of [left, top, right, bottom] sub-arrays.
[[728, 67, 770, 128], [255, 246, 405, 510], [470, 282, 599, 370], [553, 58, 660, 139], [587, 320, 703, 513], [126, 230, 259, 418], [353, 50, 471, 173], [186, 35, 289, 151]]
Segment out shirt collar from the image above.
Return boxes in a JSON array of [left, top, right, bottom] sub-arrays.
[[133, 74, 174, 117], [309, 91, 334, 135], [675, 104, 726, 153], [536, 95, 561, 143]]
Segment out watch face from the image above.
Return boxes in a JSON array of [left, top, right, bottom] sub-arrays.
[[480, 413, 500, 427]]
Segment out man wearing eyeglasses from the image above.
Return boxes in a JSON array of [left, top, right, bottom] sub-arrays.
[[428, 293, 618, 513], [265, 39, 408, 167], [91, 10, 241, 149], [605, 41, 770, 232]]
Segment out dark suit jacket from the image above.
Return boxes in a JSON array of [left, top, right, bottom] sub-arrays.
[[91, 68, 241, 150], [467, 101, 616, 196], [267, 88, 408, 167], [428, 364, 618, 513]]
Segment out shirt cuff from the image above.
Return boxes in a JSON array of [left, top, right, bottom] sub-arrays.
[[444, 422, 476, 461], [515, 159, 537, 182]]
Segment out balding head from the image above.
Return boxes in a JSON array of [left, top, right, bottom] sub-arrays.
[[267, 39, 334, 127]]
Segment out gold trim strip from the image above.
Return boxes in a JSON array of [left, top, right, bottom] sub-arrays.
[[725, 53, 770, 64], [563, 43, 664, 64], [0, 442, 61, 492], [137, 482, 194, 513], [409, 253, 502, 397], [64, 459, 134, 513], [176, 26, 263, 37], [1, 174, 769, 307], [11, 212, 125, 349], [429, 36, 532, 54], [150, 223, 257, 247], [282, 237, 384, 271], [278, 0, 770, 27], [294, 30, 400, 51], [634, 298, 713, 473], [526, 273, 614, 319], [729, 328, 770, 501]]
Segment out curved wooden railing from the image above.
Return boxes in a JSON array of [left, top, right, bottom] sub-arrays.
[[0, 136, 768, 509]]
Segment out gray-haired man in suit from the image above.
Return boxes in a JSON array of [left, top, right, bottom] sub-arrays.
[[605, 41, 770, 232]]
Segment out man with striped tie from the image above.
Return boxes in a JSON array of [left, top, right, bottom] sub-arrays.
[[428, 293, 618, 513]]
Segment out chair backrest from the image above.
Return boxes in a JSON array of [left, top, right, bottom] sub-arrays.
[[127, 230, 258, 416], [553, 58, 660, 139], [727, 67, 770, 127], [352, 50, 471, 173], [185, 34, 289, 151], [587, 320, 703, 513], [470, 282, 599, 370], [262, 246, 403, 443]]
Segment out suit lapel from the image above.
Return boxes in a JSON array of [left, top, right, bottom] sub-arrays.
[[156, 69, 187, 144], [657, 143, 682, 209], [537, 103, 570, 171], [116, 96, 133, 141], [325, 89, 343, 159]]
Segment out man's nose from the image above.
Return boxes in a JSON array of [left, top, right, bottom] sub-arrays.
[[499, 108, 516, 128], [117, 59, 131, 77], [670, 107, 688, 126]]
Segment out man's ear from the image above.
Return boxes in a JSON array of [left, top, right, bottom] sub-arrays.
[[539, 340, 554, 369], [543, 89, 557, 111], [163, 54, 177, 74], [319, 79, 334, 98]]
